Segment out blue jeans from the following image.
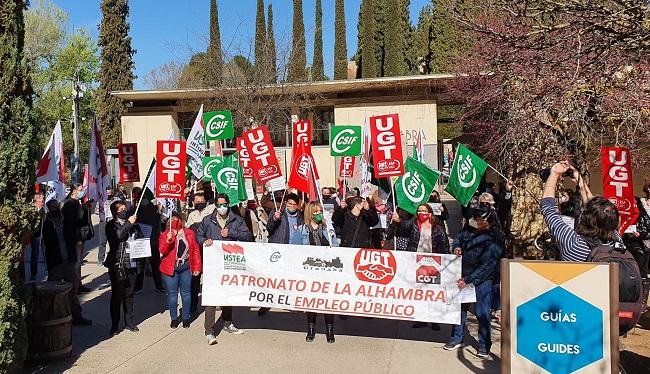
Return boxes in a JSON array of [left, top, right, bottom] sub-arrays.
[[450, 280, 493, 351], [162, 261, 191, 321]]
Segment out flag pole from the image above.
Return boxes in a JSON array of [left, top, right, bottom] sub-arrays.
[[310, 159, 333, 246], [389, 177, 397, 250], [270, 184, 279, 212]]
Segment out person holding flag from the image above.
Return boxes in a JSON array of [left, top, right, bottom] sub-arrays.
[[196, 193, 252, 345], [131, 187, 165, 294], [333, 196, 379, 248]]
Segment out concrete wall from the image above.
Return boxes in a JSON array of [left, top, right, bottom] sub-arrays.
[[121, 113, 179, 187]]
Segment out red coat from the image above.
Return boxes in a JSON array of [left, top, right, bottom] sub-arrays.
[[159, 228, 202, 277]]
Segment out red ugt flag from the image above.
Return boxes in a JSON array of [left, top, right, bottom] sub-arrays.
[[156, 140, 186, 199], [241, 126, 282, 183], [601, 147, 639, 234], [369, 114, 405, 178], [118, 143, 140, 182]]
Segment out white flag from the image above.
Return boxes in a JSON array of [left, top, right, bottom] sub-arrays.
[[415, 128, 425, 162], [88, 116, 111, 217], [35, 121, 64, 184], [360, 117, 372, 198], [186, 104, 205, 180]]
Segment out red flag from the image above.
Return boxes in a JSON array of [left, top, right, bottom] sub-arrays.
[[308, 160, 320, 203], [156, 140, 187, 199], [369, 114, 405, 178], [241, 126, 282, 183], [118, 143, 140, 182], [601, 147, 639, 234], [36, 121, 65, 184], [237, 137, 253, 179]]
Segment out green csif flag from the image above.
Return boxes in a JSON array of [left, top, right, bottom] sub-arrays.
[[202, 156, 224, 181], [445, 144, 488, 206], [395, 157, 441, 214], [210, 152, 246, 206], [203, 110, 234, 141]]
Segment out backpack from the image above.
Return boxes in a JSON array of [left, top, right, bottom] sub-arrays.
[[584, 239, 644, 334]]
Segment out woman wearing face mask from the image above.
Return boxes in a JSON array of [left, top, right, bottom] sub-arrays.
[[428, 191, 449, 232], [368, 192, 390, 249], [332, 197, 379, 248], [386, 207, 414, 251], [105, 200, 140, 336], [299, 202, 336, 343], [443, 206, 503, 359], [159, 213, 202, 328]]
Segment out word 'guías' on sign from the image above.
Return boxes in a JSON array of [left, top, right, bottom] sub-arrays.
[[118, 143, 140, 182], [156, 140, 186, 199]]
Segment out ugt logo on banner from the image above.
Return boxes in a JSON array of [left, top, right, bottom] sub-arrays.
[[156, 140, 186, 199], [339, 156, 356, 178], [236, 137, 253, 179], [330, 125, 362, 156], [118, 143, 140, 182], [601, 147, 639, 233], [369, 114, 405, 178], [203, 110, 234, 141], [242, 126, 282, 183]]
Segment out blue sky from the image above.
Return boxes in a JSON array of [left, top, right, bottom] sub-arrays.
[[54, 0, 432, 89]]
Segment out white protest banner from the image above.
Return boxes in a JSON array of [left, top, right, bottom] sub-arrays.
[[127, 239, 152, 259], [202, 241, 462, 324]]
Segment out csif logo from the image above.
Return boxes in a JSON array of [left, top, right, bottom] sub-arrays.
[[332, 129, 358, 154], [203, 157, 222, 178], [216, 167, 239, 189], [401, 171, 425, 202], [206, 114, 229, 138], [457, 154, 477, 188]]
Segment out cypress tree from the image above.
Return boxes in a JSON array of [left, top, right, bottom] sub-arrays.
[[415, 5, 435, 74], [334, 0, 348, 80], [357, 0, 379, 78], [205, 0, 223, 86], [287, 0, 307, 82], [267, 3, 277, 83], [384, 0, 412, 76], [0, 0, 39, 370], [97, 0, 135, 148], [312, 0, 325, 81], [254, 0, 267, 80]]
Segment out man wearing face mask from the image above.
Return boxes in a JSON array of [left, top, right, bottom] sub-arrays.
[[428, 191, 449, 232], [98, 187, 118, 267], [131, 187, 165, 293], [62, 183, 94, 293], [443, 206, 503, 358], [267, 193, 304, 245], [196, 194, 253, 344], [186, 192, 213, 312], [333, 197, 380, 248], [43, 200, 92, 325]]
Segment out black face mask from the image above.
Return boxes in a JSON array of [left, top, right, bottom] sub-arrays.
[[49, 210, 60, 218], [195, 202, 207, 211], [429, 195, 440, 203], [116, 211, 128, 220], [322, 194, 331, 199]]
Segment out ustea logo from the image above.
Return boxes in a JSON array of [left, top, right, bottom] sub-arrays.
[[354, 249, 396, 285], [416, 255, 442, 284], [222, 243, 246, 271]]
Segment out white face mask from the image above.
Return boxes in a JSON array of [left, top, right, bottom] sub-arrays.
[[217, 206, 228, 216], [468, 218, 479, 229]]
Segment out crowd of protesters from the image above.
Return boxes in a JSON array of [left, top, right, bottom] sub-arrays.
[[23, 164, 650, 358]]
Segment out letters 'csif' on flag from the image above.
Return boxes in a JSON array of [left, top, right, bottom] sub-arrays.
[[369, 114, 405, 178], [186, 105, 206, 180], [156, 140, 187, 199], [395, 157, 441, 214], [88, 116, 111, 216], [202, 156, 223, 181], [601, 147, 639, 234], [210, 152, 246, 206], [330, 125, 362, 156], [445, 144, 488, 207], [241, 126, 282, 183], [204, 110, 234, 141], [118, 143, 140, 182]]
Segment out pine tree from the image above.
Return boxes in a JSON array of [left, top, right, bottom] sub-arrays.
[[287, 0, 307, 82], [205, 0, 223, 86], [334, 0, 348, 80], [267, 3, 277, 83], [97, 0, 135, 148], [312, 0, 325, 81], [415, 5, 435, 74], [0, 0, 39, 370], [384, 0, 413, 76], [254, 0, 267, 80]]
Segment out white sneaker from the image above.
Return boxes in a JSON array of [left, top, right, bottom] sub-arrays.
[[206, 334, 218, 345], [223, 323, 244, 335]]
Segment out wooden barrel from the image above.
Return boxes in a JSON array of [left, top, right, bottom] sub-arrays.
[[26, 281, 73, 361]]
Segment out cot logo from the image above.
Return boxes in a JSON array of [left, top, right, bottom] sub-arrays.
[[354, 249, 396, 285], [416, 255, 441, 284]]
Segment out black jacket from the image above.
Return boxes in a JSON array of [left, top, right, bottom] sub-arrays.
[[61, 198, 91, 255], [104, 219, 141, 269], [333, 208, 380, 248], [267, 209, 304, 244], [623, 198, 650, 254], [42, 217, 75, 269], [387, 219, 449, 253]]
